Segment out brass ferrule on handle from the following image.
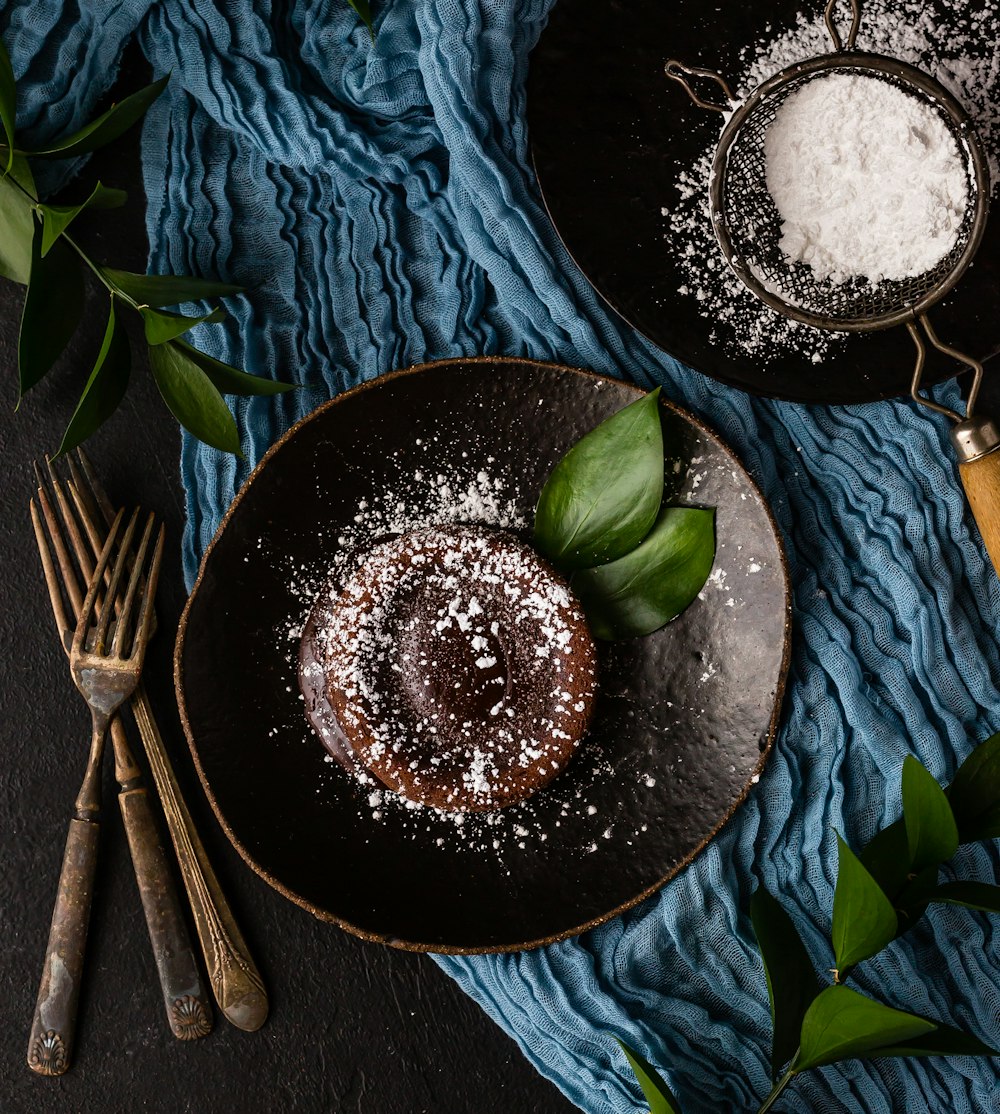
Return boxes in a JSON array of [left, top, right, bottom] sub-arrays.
[[951, 416, 1000, 465]]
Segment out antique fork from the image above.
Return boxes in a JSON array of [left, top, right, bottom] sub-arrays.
[[63, 450, 268, 1033], [27, 509, 167, 1075], [29, 466, 213, 1075]]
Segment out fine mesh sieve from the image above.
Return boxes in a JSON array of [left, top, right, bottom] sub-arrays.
[[711, 56, 986, 333], [666, 0, 1000, 575]]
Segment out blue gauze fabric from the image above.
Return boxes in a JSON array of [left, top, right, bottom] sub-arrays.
[[6, 1, 1000, 1110]]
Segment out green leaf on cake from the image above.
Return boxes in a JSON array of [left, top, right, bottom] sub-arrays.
[[534, 388, 665, 570], [572, 505, 715, 640]]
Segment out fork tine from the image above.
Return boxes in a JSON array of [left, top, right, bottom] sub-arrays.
[[46, 456, 96, 588], [111, 513, 155, 657], [74, 509, 124, 657], [129, 523, 165, 662], [74, 447, 117, 530], [66, 452, 109, 543], [67, 465, 161, 658], [92, 509, 140, 652], [33, 462, 84, 618], [66, 479, 105, 567], [30, 499, 72, 640]]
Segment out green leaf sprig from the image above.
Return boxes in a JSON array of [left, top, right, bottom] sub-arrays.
[[347, 0, 376, 39], [533, 388, 716, 640], [614, 732, 1000, 1112], [0, 44, 294, 457]]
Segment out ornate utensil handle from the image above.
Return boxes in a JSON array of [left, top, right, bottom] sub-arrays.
[[130, 682, 268, 1031], [118, 787, 213, 1040], [27, 817, 100, 1076], [110, 715, 212, 1040]]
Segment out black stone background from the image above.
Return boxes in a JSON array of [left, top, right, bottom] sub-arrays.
[[0, 45, 579, 1114], [4, 38, 1000, 1114]]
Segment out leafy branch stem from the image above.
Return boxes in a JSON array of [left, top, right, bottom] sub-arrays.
[[60, 231, 140, 308], [2, 161, 137, 306], [756, 1066, 796, 1114], [0, 51, 298, 455], [619, 735, 1000, 1114]]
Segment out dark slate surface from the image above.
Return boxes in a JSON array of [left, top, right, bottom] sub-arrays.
[[5, 36, 999, 1114], [0, 48, 579, 1114]]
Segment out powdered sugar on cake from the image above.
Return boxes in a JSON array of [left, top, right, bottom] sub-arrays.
[[265, 431, 755, 859], [307, 527, 597, 812], [267, 446, 633, 855]]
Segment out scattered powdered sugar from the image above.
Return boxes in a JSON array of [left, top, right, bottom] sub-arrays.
[[310, 526, 597, 812], [765, 73, 968, 283], [663, 0, 1000, 362], [260, 431, 770, 862], [266, 439, 658, 858], [278, 451, 525, 612]]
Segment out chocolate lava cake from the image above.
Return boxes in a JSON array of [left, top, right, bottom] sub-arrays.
[[299, 526, 598, 811]]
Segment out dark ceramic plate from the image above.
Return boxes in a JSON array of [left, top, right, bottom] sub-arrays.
[[527, 0, 999, 404], [175, 358, 791, 952]]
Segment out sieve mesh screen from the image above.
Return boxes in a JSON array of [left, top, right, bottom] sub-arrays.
[[716, 65, 981, 329]]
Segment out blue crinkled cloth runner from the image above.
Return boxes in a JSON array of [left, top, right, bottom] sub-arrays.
[[8, 0, 1000, 1109]]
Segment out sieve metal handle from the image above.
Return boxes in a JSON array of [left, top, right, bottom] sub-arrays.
[[909, 314, 1000, 577], [907, 314, 985, 428], [664, 61, 736, 114], [824, 0, 862, 51]]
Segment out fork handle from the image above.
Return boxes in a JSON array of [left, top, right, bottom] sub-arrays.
[[118, 786, 213, 1041], [27, 817, 100, 1076], [131, 685, 268, 1030]]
